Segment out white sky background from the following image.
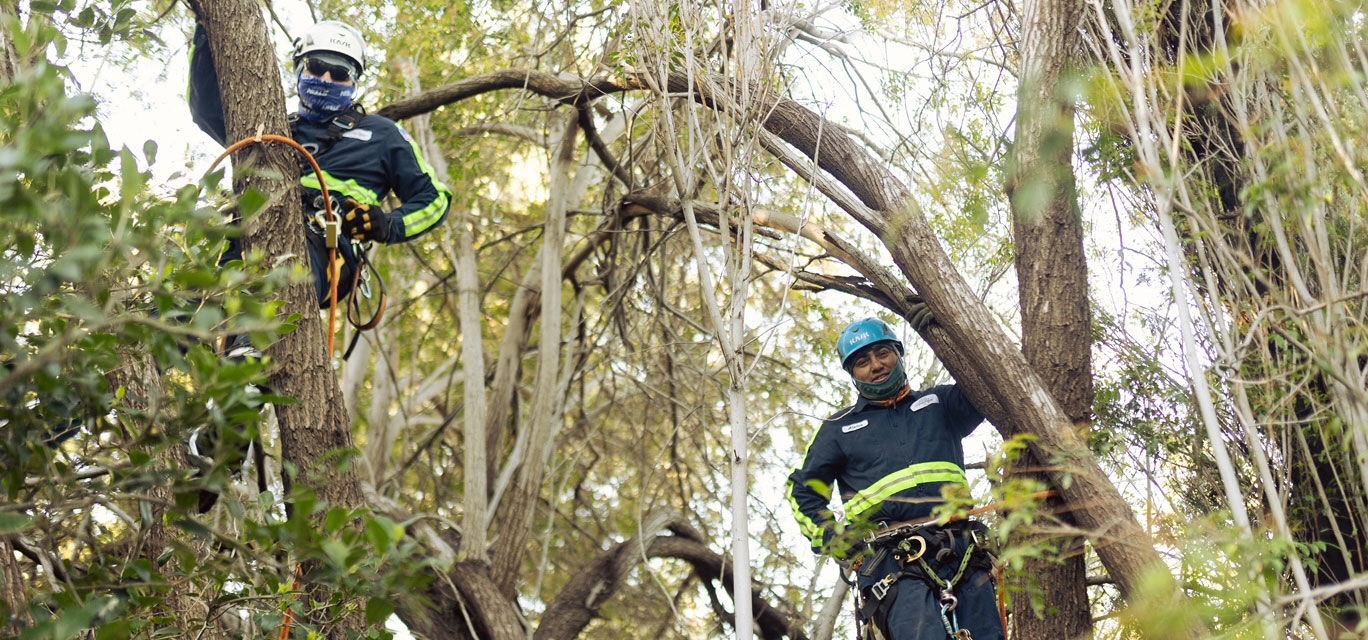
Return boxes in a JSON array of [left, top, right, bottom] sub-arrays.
[[61, 0, 1188, 635]]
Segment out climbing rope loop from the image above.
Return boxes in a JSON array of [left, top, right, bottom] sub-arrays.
[[201, 133, 346, 357]]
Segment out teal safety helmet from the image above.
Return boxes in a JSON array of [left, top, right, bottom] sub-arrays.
[[837, 318, 904, 370]]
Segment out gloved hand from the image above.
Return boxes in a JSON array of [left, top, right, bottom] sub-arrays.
[[905, 293, 934, 332], [340, 199, 395, 243]]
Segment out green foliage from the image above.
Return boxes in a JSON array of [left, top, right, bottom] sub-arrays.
[[0, 19, 430, 639]]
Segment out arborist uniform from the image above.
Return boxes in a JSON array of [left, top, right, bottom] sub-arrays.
[[788, 318, 1004, 640], [187, 24, 452, 307]]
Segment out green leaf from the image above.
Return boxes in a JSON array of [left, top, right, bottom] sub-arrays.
[[0, 512, 33, 534], [364, 598, 395, 625], [96, 620, 132, 640], [239, 188, 268, 217], [324, 507, 349, 533], [322, 538, 350, 569], [171, 518, 212, 540], [364, 517, 392, 553]]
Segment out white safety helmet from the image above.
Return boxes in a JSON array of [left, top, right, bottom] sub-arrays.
[[292, 20, 367, 78]]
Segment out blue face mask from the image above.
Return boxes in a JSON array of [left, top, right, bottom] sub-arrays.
[[851, 358, 908, 401], [297, 73, 355, 121]]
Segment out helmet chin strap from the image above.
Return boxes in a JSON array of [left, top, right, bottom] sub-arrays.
[[852, 358, 909, 400]]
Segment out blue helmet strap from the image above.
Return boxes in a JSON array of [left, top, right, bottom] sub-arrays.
[[852, 358, 908, 400]]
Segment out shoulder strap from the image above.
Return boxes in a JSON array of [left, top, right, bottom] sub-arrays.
[[290, 106, 364, 164]]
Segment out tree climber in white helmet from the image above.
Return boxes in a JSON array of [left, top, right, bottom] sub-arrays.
[[189, 18, 453, 313], [183, 17, 453, 509]]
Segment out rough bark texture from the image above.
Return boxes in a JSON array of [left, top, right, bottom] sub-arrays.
[[0, 538, 28, 632], [0, 1, 19, 84], [193, 0, 363, 634], [1007, 0, 1095, 636]]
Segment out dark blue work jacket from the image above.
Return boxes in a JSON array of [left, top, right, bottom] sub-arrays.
[[187, 25, 451, 243], [787, 384, 984, 553]]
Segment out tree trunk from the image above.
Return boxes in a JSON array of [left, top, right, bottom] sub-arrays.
[[193, 0, 363, 634], [1007, 0, 1094, 635]]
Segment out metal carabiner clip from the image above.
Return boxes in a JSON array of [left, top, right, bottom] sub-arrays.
[[898, 535, 928, 563], [939, 592, 958, 613]]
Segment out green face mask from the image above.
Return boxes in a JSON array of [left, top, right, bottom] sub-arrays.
[[851, 358, 908, 400]]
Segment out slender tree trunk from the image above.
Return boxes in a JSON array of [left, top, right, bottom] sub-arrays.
[[396, 56, 492, 559], [1007, 0, 1094, 636], [0, 0, 19, 83], [490, 114, 578, 595], [193, 0, 363, 634]]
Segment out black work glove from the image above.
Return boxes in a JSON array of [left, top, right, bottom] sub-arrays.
[[905, 293, 934, 332], [341, 199, 395, 244]]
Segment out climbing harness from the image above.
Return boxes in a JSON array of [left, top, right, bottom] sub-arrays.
[[203, 132, 344, 355], [200, 109, 389, 358], [287, 105, 364, 161], [853, 521, 991, 640]]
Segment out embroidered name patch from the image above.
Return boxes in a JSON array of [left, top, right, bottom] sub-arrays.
[[840, 420, 869, 433], [910, 394, 940, 412], [342, 128, 374, 141]]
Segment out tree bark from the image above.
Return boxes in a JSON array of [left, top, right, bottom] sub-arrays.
[[193, 0, 364, 634], [1007, 0, 1095, 635]]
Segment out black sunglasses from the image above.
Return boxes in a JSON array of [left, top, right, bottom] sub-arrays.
[[304, 57, 355, 82]]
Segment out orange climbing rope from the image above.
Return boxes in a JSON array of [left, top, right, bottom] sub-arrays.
[[277, 562, 305, 640], [203, 133, 344, 356]]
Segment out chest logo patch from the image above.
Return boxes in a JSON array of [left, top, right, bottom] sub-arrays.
[[342, 128, 374, 141], [910, 394, 940, 412], [840, 420, 870, 433]]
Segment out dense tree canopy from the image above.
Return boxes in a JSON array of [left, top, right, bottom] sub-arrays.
[[2, 0, 1366, 637]]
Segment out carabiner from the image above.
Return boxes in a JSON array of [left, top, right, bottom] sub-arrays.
[[939, 592, 958, 613]]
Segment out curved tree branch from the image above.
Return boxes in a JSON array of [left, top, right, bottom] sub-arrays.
[[534, 511, 809, 640]]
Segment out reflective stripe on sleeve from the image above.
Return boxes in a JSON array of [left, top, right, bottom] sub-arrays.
[[398, 135, 451, 237]]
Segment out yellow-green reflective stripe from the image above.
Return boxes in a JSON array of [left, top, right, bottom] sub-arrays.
[[788, 427, 831, 547], [398, 134, 451, 237], [302, 171, 380, 206], [186, 41, 197, 106], [842, 462, 967, 520], [786, 478, 827, 546]]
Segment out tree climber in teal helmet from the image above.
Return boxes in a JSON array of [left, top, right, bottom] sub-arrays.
[[788, 317, 1004, 640]]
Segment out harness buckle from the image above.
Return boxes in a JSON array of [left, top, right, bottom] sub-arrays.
[[870, 574, 895, 601]]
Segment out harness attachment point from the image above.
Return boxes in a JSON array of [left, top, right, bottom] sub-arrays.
[[871, 574, 896, 601]]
